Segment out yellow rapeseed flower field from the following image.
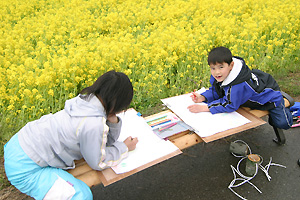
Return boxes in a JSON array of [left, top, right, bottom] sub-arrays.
[[0, 0, 299, 149]]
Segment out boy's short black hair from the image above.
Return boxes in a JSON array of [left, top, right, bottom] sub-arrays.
[[207, 46, 233, 65], [80, 70, 133, 116]]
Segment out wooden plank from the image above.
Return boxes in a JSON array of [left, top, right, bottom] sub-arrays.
[[74, 158, 87, 167], [284, 98, 290, 107], [242, 107, 269, 118], [76, 170, 102, 188], [68, 160, 102, 187], [241, 98, 290, 118], [67, 161, 92, 177], [248, 109, 269, 118], [169, 132, 203, 150], [98, 149, 182, 186]]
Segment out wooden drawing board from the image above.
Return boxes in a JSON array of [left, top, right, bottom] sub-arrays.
[[98, 149, 181, 186]]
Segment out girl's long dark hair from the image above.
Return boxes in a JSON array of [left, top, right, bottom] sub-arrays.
[[80, 70, 133, 116]]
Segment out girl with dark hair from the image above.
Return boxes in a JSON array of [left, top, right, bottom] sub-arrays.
[[4, 70, 138, 200]]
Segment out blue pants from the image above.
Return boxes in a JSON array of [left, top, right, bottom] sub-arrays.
[[268, 98, 293, 130], [4, 134, 93, 200]]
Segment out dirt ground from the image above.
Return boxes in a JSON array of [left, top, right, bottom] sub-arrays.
[[0, 186, 31, 200], [0, 157, 33, 199]]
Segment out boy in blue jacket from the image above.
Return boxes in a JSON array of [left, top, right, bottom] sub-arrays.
[[188, 46, 293, 130]]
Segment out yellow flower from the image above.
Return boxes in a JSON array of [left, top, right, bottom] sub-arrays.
[[48, 89, 54, 96], [249, 57, 255, 63], [69, 93, 75, 98], [36, 94, 42, 100], [32, 89, 38, 94], [6, 118, 10, 123], [23, 89, 31, 96], [7, 105, 15, 111]]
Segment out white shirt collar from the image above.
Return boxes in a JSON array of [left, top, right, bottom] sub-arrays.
[[221, 57, 243, 86]]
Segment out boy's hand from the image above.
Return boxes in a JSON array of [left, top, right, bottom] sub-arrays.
[[190, 92, 205, 103], [187, 104, 209, 113], [124, 136, 138, 151]]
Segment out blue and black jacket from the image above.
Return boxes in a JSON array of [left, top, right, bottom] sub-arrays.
[[201, 56, 283, 114]]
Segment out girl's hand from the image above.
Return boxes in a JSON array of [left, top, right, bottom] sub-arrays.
[[191, 93, 205, 103], [124, 136, 138, 151], [107, 114, 119, 123], [187, 104, 209, 113]]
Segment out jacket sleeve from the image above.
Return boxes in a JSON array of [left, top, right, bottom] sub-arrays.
[[106, 116, 122, 146], [201, 87, 216, 103], [78, 117, 128, 171], [201, 76, 220, 103], [208, 83, 254, 114]]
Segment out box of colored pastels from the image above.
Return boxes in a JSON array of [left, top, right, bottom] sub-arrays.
[[145, 112, 192, 139]]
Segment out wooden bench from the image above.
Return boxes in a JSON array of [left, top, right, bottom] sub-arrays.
[[68, 98, 292, 188]]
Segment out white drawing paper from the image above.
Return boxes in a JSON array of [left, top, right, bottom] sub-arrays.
[[112, 109, 181, 174], [161, 88, 251, 138]]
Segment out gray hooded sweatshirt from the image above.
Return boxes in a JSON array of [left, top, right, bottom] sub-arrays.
[[18, 94, 128, 170]]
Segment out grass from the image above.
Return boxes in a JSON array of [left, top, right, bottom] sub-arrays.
[[273, 63, 300, 98]]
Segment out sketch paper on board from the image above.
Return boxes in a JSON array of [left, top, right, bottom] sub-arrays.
[[161, 88, 251, 138], [112, 109, 181, 174]]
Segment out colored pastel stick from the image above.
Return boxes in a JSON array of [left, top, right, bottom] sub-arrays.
[[150, 119, 171, 127], [159, 122, 177, 132], [148, 117, 169, 126], [149, 118, 170, 126], [146, 115, 167, 124], [193, 89, 197, 98]]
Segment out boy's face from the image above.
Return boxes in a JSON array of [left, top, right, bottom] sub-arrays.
[[209, 61, 234, 82]]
